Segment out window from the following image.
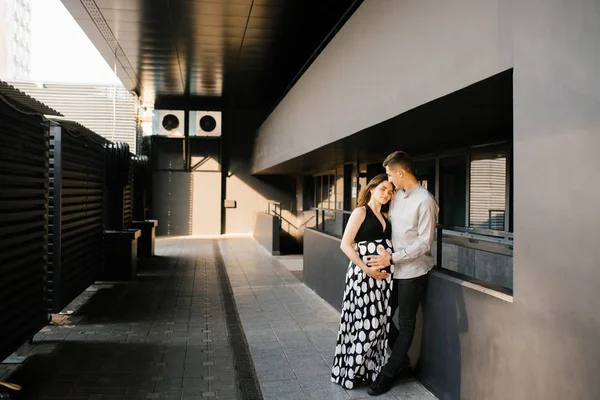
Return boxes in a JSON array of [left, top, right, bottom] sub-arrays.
[[439, 156, 467, 227], [436, 152, 510, 231], [314, 173, 336, 209], [314, 175, 323, 208], [312, 170, 346, 211], [335, 167, 344, 210], [414, 159, 436, 196], [469, 152, 507, 230], [427, 147, 513, 291]]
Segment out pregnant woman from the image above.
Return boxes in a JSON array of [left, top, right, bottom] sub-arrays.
[[331, 173, 395, 389]]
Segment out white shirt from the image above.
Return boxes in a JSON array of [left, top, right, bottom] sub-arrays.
[[389, 183, 439, 279]]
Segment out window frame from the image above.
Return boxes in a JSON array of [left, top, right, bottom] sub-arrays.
[[414, 142, 512, 234]]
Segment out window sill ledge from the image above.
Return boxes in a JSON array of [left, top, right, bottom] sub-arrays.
[[430, 269, 513, 303]]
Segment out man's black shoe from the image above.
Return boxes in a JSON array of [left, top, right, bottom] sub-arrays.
[[396, 366, 415, 380], [367, 371, 395, 396]]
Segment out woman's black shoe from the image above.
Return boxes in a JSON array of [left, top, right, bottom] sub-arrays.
[[367, 372, 395, 396]]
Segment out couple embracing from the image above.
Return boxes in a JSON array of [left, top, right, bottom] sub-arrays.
[[331, 151, 439, 396]]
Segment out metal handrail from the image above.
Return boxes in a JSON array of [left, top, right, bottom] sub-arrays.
[[443, 224, 513, 239], [438, 224, 513, 242], [264, 200, 281, 216], [435, 224, 513, 269], [311, 207, 353, 234], [307, 211, 513, 269], [311, 207, 352, 215]]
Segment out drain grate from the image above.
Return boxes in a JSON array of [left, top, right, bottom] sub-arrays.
[[213, 241, 263, 400]]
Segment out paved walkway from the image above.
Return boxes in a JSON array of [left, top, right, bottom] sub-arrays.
[[220, 238, 435, 400], [0, 237, 435, 400]]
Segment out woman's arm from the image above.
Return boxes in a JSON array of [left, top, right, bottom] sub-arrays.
[[340, 207, 389, 280]]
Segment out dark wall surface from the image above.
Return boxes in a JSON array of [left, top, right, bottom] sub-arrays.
[[303, 229, 348, 312], [420, 271, 514, 400], [508, 0, 600, 398], [253, 212, 280, 255]]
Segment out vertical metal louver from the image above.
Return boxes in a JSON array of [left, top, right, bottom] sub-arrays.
[[132, 156, 150, 221], [105, 142, 132, 230], [123, 157, 134, 228], [469, 154, 507, 231], [0, 81, 59, 361], [47, 119, 108, 313]]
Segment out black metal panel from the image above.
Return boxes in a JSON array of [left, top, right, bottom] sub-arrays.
[[105, 142, 133, 230], [48, 121, 108, 313], [0, 101, 49, 361], [132, 155, 150, 221], [123, 156, 134, 228], [62, 1, 361, 110]]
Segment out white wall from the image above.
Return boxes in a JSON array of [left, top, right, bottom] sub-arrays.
[[253, 0, 512, 173]]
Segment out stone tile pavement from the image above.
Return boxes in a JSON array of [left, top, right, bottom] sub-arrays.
[[1, 239, 238, 400], [0, 237, 436, 400], [219, 238, 436, 400]]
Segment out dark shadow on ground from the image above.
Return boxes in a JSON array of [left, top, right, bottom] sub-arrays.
[[2, 341, 169, 400]]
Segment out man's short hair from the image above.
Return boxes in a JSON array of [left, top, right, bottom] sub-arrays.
[[383, 151, 414, 174]]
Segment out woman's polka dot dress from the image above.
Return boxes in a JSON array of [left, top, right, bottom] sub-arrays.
[[331, 206, 394, 389]]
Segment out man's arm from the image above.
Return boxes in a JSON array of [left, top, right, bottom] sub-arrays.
[[391, 197, 438, 264]]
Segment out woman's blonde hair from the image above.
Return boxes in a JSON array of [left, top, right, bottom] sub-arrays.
[[357, 173, 390, 207]]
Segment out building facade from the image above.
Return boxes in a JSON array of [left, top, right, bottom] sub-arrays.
[[252, 1, 600, 399], [0, 0, 31, 80], [9, 81, 139, 151]]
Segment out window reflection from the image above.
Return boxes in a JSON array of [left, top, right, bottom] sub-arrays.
[[469, 152, 507, 230]]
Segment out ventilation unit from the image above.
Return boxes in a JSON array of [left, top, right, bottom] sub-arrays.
[[191, 111, 221, 137], [153, 109, 185, 136]]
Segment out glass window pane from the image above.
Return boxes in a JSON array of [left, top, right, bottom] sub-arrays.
[[440, 156, 467, 227], [414, 159, 436, 196], [315, 176, 322, 208], [357, 162, 367, 207], [335, 167, 344, 210], [328, 174, 335, 209], [469, 152, 507, 230], [321, 175, 329, 208]]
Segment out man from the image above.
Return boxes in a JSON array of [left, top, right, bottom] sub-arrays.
[[366, 151, 439, 396]]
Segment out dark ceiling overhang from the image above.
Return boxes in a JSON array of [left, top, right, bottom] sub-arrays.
[[60, 0, 362, 112], [255, 70, 514, 175]]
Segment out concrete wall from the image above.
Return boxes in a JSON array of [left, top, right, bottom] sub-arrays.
[[222, 110, 300, 237], [507, 0, 600, 398], [152, 171, 222, 236], [253, 0, 512, 173], [150, 110, 300, 238], [303, 229, 348, 311], [420, 272, 514, 400], [253, 212, 280, 255], [414, 1, 600, 397]]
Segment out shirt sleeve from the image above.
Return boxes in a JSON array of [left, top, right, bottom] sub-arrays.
[[391, 197, 438, 264]]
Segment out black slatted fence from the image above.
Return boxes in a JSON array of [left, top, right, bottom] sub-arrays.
[[47, 120, 108, 313], [0, 82, 59, 360], [123, 156, 133, 228], [105, 142, 132, 230], [132, 155, 150, 221]]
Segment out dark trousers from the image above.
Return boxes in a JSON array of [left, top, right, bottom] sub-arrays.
[[382, 274, 428, 376]]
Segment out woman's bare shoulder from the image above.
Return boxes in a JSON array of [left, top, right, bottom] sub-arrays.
[[352, 206, 366, 217]]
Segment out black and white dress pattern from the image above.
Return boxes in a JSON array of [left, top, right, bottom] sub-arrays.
[[331, 206, 394, 389]]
